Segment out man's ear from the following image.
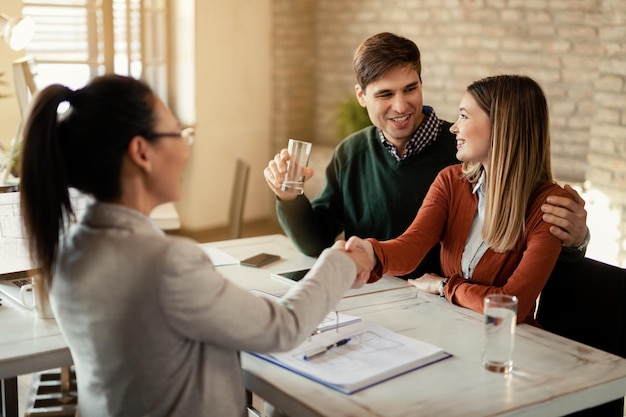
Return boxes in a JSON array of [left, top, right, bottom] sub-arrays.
[[127, 135, 152, 172], [355, 83, 367, 107]]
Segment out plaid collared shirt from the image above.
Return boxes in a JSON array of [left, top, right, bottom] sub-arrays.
[[379, 106, 443, 161]]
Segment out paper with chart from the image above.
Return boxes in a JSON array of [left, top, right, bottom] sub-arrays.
[[253, 319, 451, 394]]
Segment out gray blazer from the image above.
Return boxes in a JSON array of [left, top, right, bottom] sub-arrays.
[[51, 202, 356, 417]]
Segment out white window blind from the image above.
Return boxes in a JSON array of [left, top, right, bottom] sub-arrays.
[[22, 0, 168, 98]]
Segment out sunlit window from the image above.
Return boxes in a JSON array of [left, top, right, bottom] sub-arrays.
[[21, 0, 168, 97]]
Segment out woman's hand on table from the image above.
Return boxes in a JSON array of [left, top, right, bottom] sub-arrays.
[[408, 273, 445, 295]]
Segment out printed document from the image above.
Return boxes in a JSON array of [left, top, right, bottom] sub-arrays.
[[252, 319, 451, 394]]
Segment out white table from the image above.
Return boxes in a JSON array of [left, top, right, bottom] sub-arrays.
[[2, 234, 626, 417], [0, 293, 72, 417], [0, 304, 71, 380], [242, 289, 626, 417], [208, 234, 626, 417]]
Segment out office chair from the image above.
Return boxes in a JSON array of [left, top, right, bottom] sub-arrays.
[[536, 257, 626, 417], [228, 158, 250, 240]]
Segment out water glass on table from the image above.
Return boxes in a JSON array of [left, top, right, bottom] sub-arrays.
[[482, 294, 517, 374], [281, 139, 312, 195]]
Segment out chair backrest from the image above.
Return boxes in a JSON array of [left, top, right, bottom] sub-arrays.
[[228, 158, 250, 239], [536, 257, 626, 417], [13, 55, 39, 118], [536, 258, 626, 357]]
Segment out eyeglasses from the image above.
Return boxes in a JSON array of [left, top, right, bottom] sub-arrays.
[[145, 127, 195, 146]]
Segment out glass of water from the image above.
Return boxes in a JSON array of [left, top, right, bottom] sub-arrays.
[[281, 139, 312, 195], [482, 294, 518, 374]]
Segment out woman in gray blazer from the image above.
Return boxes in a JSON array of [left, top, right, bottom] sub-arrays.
[[19, 74, 372, 417]]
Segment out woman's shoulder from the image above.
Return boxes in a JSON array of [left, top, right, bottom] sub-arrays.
[[439, 164, 464, 175], [527, 180, 574, 215], [434, 164, 465, 184], [534, 180, 572, 200]]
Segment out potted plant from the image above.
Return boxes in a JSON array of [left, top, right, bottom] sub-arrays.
[[335, 93, 371, 139]]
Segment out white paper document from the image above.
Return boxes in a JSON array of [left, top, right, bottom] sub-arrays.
[[252, 319, 451, 394]]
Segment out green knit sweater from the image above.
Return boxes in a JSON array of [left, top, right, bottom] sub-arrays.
[[276, 123, 459, 277]]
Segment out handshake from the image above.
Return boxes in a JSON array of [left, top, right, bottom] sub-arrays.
[[331, 237, 375, 289]]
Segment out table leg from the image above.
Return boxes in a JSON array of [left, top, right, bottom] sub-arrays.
[[0, 377, 18, 417]]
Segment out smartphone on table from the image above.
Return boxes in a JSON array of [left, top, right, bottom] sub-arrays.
[[270, 269, 311, 285], [239, 253, 281, 268]]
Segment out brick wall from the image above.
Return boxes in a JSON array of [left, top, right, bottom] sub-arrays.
[[588, 0, 626, 196], [272, 0, 626, 265], [271, 0, 316, 145]]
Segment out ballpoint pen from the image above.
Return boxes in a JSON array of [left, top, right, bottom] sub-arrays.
[[302, 337, 351, 361]]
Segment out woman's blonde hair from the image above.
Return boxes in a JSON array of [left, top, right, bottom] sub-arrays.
[[461, 75, 553, 252]]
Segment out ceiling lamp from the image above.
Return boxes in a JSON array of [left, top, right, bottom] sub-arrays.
[[0, 13, 35, 51]]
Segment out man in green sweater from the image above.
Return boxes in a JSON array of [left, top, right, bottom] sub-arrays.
[[263, 32, 589, 278]]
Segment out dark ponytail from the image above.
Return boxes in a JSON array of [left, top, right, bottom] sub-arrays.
[[20, 75, 156, 283], [20, 85, 75, 282]]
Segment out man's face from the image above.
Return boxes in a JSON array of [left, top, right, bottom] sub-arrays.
[[355, 66, 425, 144]]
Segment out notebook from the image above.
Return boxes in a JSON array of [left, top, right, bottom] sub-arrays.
[[251, 319, 451, 394]]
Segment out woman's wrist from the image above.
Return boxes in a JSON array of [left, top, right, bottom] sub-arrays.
[[438, 278, 449, 297]]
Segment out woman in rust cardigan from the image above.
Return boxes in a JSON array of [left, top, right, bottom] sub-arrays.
[[347, 74, 572, 326]]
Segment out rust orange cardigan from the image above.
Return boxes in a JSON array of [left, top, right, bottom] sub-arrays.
[[368, 165, 572, 325]]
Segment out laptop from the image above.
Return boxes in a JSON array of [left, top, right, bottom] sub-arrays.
[[0, 189, 90, 309]]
